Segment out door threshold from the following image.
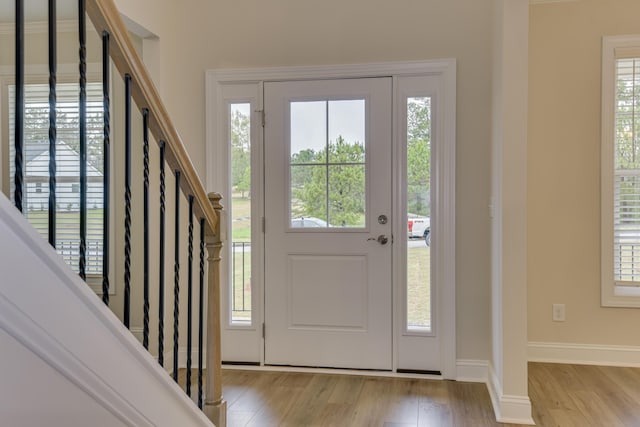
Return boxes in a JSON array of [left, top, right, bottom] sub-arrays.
[[221, 363, 443, 380]]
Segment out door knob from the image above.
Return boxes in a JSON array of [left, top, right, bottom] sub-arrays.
[[367, 234, 388, 245]]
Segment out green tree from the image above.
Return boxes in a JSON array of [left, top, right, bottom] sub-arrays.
[[407, 98, 431, 216], [230, 108, 251, 197], [292, 136, 365, 226]]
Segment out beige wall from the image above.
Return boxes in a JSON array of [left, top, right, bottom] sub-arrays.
[[119, 0, 495, 361], [529, 0, 640, 346]]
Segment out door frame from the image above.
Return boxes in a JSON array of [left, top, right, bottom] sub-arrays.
[[206, 60, 457, 378]]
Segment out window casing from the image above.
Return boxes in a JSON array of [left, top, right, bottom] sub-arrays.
[[602, 35, 640, 307]]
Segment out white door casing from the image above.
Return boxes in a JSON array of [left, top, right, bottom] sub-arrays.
[[206, 60, 456, 378]]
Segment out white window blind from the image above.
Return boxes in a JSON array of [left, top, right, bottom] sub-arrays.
[[8, 82, 104, 275], [614, 57, 640, 286]]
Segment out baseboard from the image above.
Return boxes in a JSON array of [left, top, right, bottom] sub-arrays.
[[528, 341, 640, 367], [487, 364, 534, 425], [455, 359, 488, 383]]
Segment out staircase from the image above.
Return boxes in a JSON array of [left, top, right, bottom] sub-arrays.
[[0, 0, 226, 425]]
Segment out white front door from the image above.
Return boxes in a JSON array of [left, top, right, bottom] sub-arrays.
[[264, 78, 393, 370]]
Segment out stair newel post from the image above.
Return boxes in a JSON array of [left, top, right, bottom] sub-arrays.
[[204, 192, 227, 427]]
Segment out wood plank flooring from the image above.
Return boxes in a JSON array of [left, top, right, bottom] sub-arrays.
[[179, 363, 640, 426]]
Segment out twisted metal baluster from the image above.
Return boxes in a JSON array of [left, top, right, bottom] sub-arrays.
[[143, 108, 150, 350], [14, 0, 24, 212], [78, 0, 87, 280], [123, 74, 132, 328], [101, 31, 111, 305], [48, 0, 57, 247], [198, 217, 205, 409], [158, 141, 166, 367], [173, 170, 181, 381], [186, 195, 194, 396]]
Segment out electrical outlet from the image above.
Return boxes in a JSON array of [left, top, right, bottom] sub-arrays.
[[552, 304, 565, 322]]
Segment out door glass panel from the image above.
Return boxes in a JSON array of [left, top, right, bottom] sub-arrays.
[[291, 164, 328, 225], [406, 97, 432, 332], [329, 165, 365, 227], [289, 99, 366, 228], [290, 101, 326, 164], [230, 103, 252, 324], [328, 100, 365, 163]]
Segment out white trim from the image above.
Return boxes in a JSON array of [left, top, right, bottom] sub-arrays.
[[206, 82, 263, 363], [0, 292, 152, 426], [488, 364, 535, 425], [455, 359, 488, 383], [528, 341, 640, 367], [206, 60, 456, 379], [440, 60, 457, 380], [601, 34, 640, 308], [0, 19, 78, 36], [120, 15, 158, 39], [207, 60, 456, 85], [0, 194, 212, 426]]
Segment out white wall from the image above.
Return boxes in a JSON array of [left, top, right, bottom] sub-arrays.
[[116, 0, 495, 363]]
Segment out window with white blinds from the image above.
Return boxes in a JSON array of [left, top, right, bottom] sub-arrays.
[[614, 58, 640, 285], [602, 35, 640, 306], [8, 82, 104, 276]]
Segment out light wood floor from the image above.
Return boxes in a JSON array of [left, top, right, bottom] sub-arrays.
[[180, 363, 640, 426]]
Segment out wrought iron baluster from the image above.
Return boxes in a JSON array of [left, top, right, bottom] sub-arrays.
[[48, 0, 57, 247], [143, 108, 150, 349], [101, 31, 111, 305], [242, 242, 246, 311], [158, 141, 166, 367], [14, 0, 24, 212], [198, 217, 205, 409], [173, 170, 181, 382], [186, 195, 194, 396], [78, 0, 87, 280], [123, 74, 132, 328], [232, 242, 236, 313]]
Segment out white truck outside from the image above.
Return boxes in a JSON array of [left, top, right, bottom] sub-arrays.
[[407, 216, 430, 245]]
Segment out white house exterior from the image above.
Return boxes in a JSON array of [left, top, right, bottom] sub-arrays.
[[24, 141, 103, 212]]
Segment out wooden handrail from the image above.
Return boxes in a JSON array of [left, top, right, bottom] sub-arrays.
[[83, 1, 225, 425], [85, 0, 218, 235]]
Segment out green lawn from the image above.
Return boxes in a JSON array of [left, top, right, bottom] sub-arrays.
[[229, 195, 253, 322], [231, 196, 251, 243], [407, 244, 431, 329], [231, 247, 251, 322]]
